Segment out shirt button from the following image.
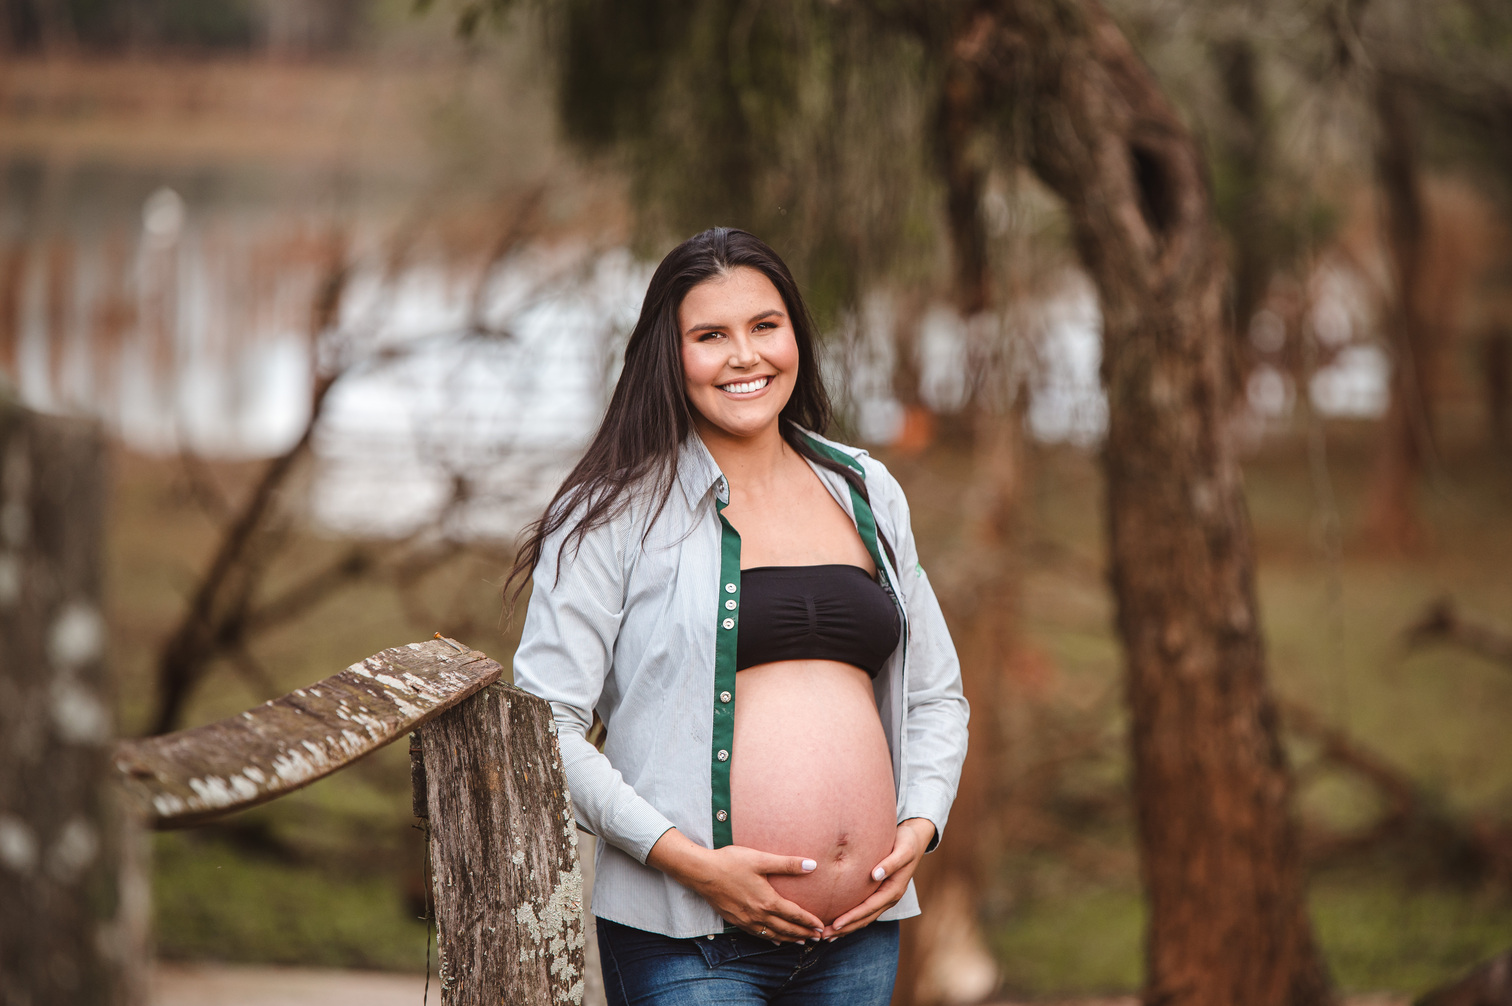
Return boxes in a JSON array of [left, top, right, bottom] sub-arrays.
[[717, 749, 729, 761], [716, 809, 728, 822], [725, 599, 737, 610], [720, 691, 731, 703], [722, 618, 735, 630], [725, 583, 737, 593]]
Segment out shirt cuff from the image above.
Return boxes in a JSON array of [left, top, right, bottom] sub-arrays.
[[606, 797, 678, 864], [900, 781, 956, 853]]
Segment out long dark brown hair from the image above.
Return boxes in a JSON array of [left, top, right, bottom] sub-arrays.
[[504, 227, 851, 607]]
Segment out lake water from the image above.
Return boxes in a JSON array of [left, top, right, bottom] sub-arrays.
[[2, 173, 1387, 540]]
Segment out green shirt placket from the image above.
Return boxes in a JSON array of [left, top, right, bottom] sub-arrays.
[[708, 442, 907, 856], [711, 488, 740, 849]]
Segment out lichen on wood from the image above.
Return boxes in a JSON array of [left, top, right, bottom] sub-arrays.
[[114, 639, 502, 829], [423, 682, 586, 1005]]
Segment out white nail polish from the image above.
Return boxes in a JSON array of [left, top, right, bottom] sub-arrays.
[[801, 859, 816, 872], [871, 866, 886, 881]]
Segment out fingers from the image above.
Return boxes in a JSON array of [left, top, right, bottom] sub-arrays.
[[829, 862, 915, 936], [828, 881, 900, 935], [739, 914, 822, 943], [759, 853, 819, 877], [772, 896, 825, 937], [867, 844, 911, 884], [704, 846, 825, 943], [735, 895, 825, 943], [742, 854, 821, 941], [832, 897, 886, 932], [867, 823, 927, 884]]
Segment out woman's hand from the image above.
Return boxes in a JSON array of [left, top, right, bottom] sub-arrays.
[[647, 829, 826, 943], [823, 817, 935, 940]]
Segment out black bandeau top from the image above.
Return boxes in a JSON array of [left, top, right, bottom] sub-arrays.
[[735, 564, 901, 678]]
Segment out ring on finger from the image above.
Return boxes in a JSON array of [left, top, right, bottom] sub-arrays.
[[758, 928, 769, 937]]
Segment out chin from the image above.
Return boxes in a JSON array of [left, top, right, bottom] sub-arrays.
[[703, 415, 783, 441]]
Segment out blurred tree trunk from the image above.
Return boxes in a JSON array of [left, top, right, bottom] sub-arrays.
[[1210, 36, 1285, 398], [1486, 329, 1511, 455], [1366, 76, 1435, 551], [940, 3, 1334, 1004], [0, 398, 148, 1006], [900, 405, 1023, 1006], [937, 54, 991, 319], [888, 289, 936, 456], [1214, 37, 1270, 342], [892, 75, 1014, 998], [890, 60, 994, 462], [0, 243, 25, 381]]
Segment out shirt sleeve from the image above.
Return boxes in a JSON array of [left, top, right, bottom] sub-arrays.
[[873, 465, 970, 853], [511, 507, 677, 864]]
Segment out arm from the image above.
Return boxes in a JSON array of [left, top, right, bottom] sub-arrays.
[[512, 511, 676, 863], [829, 466, 969, 935], [887, 470, 970, 850]]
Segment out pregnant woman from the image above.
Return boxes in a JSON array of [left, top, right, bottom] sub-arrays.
[[509, 227, 969, 1005]]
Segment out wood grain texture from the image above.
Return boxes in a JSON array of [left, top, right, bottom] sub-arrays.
[[422, 683, 586, 1006], [114, 639, 501, 829]]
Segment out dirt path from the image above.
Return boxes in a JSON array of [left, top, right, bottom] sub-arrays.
[[152, 964, 1408, 1006], [153, 963, 428, 1006]]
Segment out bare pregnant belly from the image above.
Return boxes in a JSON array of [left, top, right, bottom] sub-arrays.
[[730, 660, 897, 926]]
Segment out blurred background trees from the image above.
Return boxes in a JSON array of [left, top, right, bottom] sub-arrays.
[[2, 0, 1511, 1002]]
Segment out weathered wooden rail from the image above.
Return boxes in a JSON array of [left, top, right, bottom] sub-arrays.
[[114, 638, 499, 828], [114, 637, 588, 1004]]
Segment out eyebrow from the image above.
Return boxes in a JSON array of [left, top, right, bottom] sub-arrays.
[[684, 309, 786, 334]]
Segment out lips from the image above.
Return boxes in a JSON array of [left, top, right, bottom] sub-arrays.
[[719, 376, 771, 395]]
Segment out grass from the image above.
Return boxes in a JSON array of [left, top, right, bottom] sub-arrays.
[[152, 828, 429, 970], [1311, 872, 1512, 993], [988, 870, 1512, 998], [108, 420, 1512, 994], [890, 418, 1512, 998]]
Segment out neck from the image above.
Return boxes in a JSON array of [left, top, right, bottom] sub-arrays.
[[693, 416, 791, 490]]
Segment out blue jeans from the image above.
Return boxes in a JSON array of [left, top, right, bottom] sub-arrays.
[[596, 917, 900, 1006]]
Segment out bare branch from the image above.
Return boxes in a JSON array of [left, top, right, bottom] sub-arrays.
[[1282, 698, 1512, 884], [244, 547, 377, 634], [1405, 596, 1512, 672]]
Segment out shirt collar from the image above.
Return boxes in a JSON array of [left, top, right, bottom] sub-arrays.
[[673, 426, 870, 510], [675, 431, 727, 508]]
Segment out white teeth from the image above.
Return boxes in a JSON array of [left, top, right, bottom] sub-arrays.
[[721, 376, 770, 395]]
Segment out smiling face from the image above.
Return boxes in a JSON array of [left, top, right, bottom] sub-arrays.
[[679, 266, 799, 445]]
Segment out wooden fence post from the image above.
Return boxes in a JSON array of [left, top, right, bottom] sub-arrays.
[[421, 682, 586, 1005], [0, 398, 146, 1006]]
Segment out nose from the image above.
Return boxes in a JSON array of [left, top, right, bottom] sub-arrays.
[[728, 332, 760, 369]]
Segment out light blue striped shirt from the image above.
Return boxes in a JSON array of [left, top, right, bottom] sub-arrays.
[[512, 429, 969, 938]]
